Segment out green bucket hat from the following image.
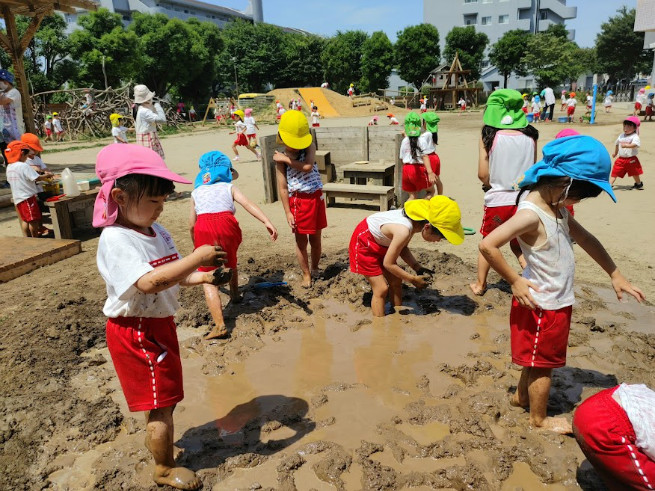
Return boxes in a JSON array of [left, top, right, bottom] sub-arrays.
[[404, 112, 421, 137], [421, 112, 440, 132], [483, 89, 527, 129]]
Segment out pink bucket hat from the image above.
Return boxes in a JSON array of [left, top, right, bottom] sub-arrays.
[[244, 108, 253, 116], [93, 144, 191, 228], [555, 128, 580, 139]]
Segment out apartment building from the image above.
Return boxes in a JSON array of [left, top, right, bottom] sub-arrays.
[[423, 0, 577, 90]]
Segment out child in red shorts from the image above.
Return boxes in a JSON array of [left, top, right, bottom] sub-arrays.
[[573, 384, 655, 490], [230, 109, 258, 161], [5, 140, 53, 237], [190, 151, 277, 339], [480, 135, 644, 434], [611, 116, 643, 190], [93, 143, 232, 491], [274, 110, 327, 288], [349, 196, 464, 316], [400, 112, 439, 200]]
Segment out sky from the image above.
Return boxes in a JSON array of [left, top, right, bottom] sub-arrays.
[[208, 0, 636, 47]]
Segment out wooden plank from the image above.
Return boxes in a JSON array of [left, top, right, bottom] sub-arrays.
[[394, 133, 404, 205], [322, 183, 393, 194], [0, 237, 81, 282], [260, 134, 278, 203]]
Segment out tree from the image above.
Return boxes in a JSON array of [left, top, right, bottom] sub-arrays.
[[595, 7, 650, 83], [360, 31, 394, 93], [274, 33, 326, 88], [544, 23, 569, 41], [522, 33, 585, 88], [394, 24, 440, 90], [322, 30, 368, 94], [443, 26, 489, 80], [488, 29, 531, 88]]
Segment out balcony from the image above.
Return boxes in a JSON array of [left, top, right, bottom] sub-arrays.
[[516, 0, 533, 9], [539, 0, 577, 20], [515, 18, 531, 31]]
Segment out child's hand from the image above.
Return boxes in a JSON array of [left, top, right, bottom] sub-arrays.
[[286, 211, 296, 231], [194, 245, 227, 268], [415, 266, 434, 276], [610, 271, 645, 303], [411, 274, 430, 289], [427, 172, 437, 186], [511, 277, 540, 310], [265, 222, 278, 241], [207, 267, 232, 286], [273, 151, 291, 165], [611, 153, 617, 158]]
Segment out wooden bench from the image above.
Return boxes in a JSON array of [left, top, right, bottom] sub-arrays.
[[322, 183, 394, 211]]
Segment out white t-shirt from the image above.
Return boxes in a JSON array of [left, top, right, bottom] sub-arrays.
[[53, 117, 63, 133], [418, 132, 436, 155], [6, 161, 39, 204], [3, 87, 24, 138], [400, 135, 434, 164], [135, 103, 165, 135], [366, 209, 413, 247], [604, 95, 613, 106], [485, 131, 535, 207], [458, 99, 466, 107], [615, 132, 640, 158], [244, 116, 257, 135], [311, 112, 320, 125], [26, 155, 47, 192], [615, 383, 655, 461], [112, 126, 128, 143], [531, 101, 541, 113], [97, 223, 181, 318], [586, 95, 592, 107], [44, 120, 52, 130], [561, 94, 567, 103], [567, 98, 577, 107], [192, 182, 235, 215], [234, 120, 247, 134], [636, 93, 647, 105], [543, 87, 556, 106], [389, 116, 399, 124]]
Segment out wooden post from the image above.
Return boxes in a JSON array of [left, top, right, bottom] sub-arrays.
[[260, 134, 278, 203], [393, 133, 405, 206]]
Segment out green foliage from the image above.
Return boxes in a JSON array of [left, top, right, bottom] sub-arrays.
[[395, 24, 440, 90], [489, 29, 531, 88], [544, 23, 569, 40], [443, 26, 489, 80], [360, 31, 394, 93], [275, 33, 326, 88], [522, 33, 585, 88], [595, 7, 650, 82], [322, 30, 368, 94]]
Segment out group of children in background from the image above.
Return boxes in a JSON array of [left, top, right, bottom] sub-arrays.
[[42, 112, 64, 142]]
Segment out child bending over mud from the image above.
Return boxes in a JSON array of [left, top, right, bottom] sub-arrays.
[[480, 135, 644, 434], [93, 144, 231, 490], [349, 196, 464, 316]]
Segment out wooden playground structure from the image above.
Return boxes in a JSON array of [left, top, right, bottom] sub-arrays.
[[428, 52, 482, 110]]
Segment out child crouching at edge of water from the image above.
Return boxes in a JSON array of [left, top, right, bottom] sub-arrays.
[[94, 144, 232, 490], [479, 135, 644, 434], [349, 196, 465, 317]]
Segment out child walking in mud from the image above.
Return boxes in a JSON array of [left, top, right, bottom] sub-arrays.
[[479, 135, 644, 434], [274, 110, 327, 288], [190, 151, 277, 340], [349, 196, 464, 316], [93, 144, 231, 491]]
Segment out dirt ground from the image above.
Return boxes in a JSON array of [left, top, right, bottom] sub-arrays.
[[0, 105, 654, 490]]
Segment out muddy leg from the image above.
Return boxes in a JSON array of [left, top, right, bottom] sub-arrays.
[[528, 367, 572, 434], [382, 269, 402, 307], [469, 252, 489, 296], [294, 233, 311, 287], [510, 367, 530, 408], [308, 233, 322, 278], [203, 283, 228, 340], [367, 275, 389, 317], [229, 267, 241, 303]]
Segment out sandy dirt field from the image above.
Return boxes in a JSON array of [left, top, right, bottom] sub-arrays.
[[0, 104, 654, 490]]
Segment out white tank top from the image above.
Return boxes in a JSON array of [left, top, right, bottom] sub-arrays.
[[517, 201, 574, 310], [366, 209, 413, 247], [485, 131, 535, 207], [191, 182, 235, 215]]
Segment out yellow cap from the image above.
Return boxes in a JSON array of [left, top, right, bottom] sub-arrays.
[[404, 196, 465, 245], [278, 110, 312, 149], [234, 109, 245, 120], [52, 112, 58, 116]]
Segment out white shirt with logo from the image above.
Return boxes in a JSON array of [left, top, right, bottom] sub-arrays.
[[6, 161, 40, 204], [615, 132, 640, 158]]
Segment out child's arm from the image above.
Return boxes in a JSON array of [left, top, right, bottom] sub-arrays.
[[612, 143, 619, 158], [232, 186, 278, 241], [273, 150, 313, 172], [382, 225, 428, 288], [479, 210, 541, 309], [477, 137, 490, 189], [35, 172, 54, 182], [188, 197, 197, 243], [275, 161, 295, 229], [422, 155, 437, 186], [399, 247, 434, 276], [568, 217, 645, 303]]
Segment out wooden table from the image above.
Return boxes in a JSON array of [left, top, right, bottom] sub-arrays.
[[340, 161, 395, 186], [45, 189, 99, 239]]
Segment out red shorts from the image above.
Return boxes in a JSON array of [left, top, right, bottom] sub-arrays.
[[246, 133, 257, 141], [106, 316, 183, 412], [193, 212, 242, 271], [16, 196, 42, 223], [460, 105, 466, 111], [349, 219, 388, 277], [510, 298, 572, 368], [647, 105, 654, 116], [573, 386, 655, 490], [234, 133, 248, 146], [522, 107, 528, 114], [312, 123, 320, 127], [402, 157, 439, 192], [635, 102, 642, 111], [45, 129, 52, 136], [567, 106, 576, 115], [480, 204, 517, 237], [611, 157, 643, 178], [289, 189, 327, 235]]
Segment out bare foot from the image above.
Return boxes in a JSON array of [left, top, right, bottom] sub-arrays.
[[509, 393, 529, 409], [469, 282, 487, 296], [301, 274, 311, 288], [311, 269, 321, 280], [153, 466, 201, 490], [532, 416, 573, 434], [204, 326, 229, 340]]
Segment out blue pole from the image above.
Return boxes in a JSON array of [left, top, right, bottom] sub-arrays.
[[590, 83, 598, 125]]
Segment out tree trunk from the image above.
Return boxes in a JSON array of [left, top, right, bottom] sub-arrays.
[[503, 73, 509, 88]]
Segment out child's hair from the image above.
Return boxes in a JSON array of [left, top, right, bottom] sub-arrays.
[[624, 120, 637, 129], [481, 124, 538, 153], [114, 174, 175, 204], [430, 132, 438, 146], [516, 176, 601, 205], [409, 136, 420, 160]]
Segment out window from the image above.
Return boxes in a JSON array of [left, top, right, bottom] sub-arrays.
[[464, 0, 478, 3], [540, 10, 548, 20], [481, 59, 490, 68], [482, 0, 492, 3], [464, 14, 478, 25], [481, 16, 492, 25], [499, 14, 509, 24]]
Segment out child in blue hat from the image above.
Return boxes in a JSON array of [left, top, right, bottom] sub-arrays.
[[190, 151, 277, 339], [479, 135, 645, 434]]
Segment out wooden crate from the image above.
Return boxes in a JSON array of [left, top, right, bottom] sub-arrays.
[[0, 237, 81, 282]]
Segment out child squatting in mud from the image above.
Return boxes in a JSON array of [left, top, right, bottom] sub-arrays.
[[480, 135, 644, 433], [93, 144, 232, 490]]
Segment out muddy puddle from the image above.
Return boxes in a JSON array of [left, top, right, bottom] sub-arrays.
[[41, 265, 653, 490]]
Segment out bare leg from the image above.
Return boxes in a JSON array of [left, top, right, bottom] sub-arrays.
[[435, 177, 443, 196], [203, 284, 228, 340], [145, 407, 201, 490], [610, 176, 617, 186], [231, 143, 239, 158], [308, 233, 322, 277], [367, 275, 389, 317], [510, 367, 530, 408], [27, 220, 40, 238], [634, 175, 642, 185], [424, 185, 436, 199], [294, 233, 311, 287], [229, 267, 241, 303], [469, 252, 490, 296], [16, 211, 29, 237], [382, 269, 402, 307], [528, 367, 572, 434], [406, 191, 417, 201]]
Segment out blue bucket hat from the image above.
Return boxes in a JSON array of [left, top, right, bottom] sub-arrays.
[[0, 69, 14, 84], [517, 135, 616, 202], [194, 151, 232, 188]]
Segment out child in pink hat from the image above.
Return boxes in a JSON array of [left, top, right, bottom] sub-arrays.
[[611, 116, 643, 190], [93, 143, 231, 491]]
